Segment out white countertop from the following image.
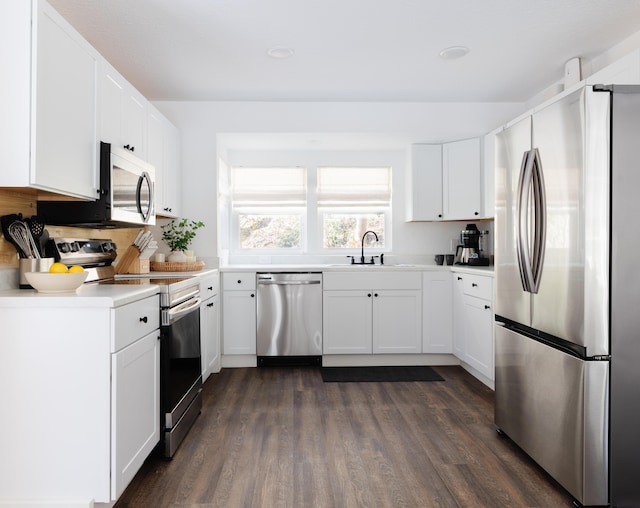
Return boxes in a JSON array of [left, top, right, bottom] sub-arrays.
[[219, 263, 494, 276], [0, 283, 160, 308]]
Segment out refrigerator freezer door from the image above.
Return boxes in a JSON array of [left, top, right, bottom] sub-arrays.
[[495, 325, 608, 506], [495, 115, 532, 325]]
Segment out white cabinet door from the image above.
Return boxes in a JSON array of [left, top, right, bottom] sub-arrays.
[[408, 144, 443, 220], [422, 271, 453, 353], [222, 290, 256, 355], [463, 295, 494, 380], [452, 271, 495, 383], [149, 104, 182, 218], [452, 274, 467, 360], [481, 128, 501, 219], [99, 60, 147, 157], [442, 138, 482, 220], [162, 120, 182, 217], [31, 0, 98, 199], [323, 290, 373, 354], [111, 329, 160, 499], [372, 290, 422, 353], [201, 294, 220, 381]]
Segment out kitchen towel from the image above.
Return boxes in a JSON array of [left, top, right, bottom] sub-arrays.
[[321, 366, 444, 383]]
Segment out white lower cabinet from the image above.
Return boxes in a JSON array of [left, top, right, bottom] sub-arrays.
[[372, 290, 422, 353], [200, 271, 221, 381], [112, 329, 160, 498], [222, 272, 256, 355], [323, 290, 372, 354], [322, 272, 422, 355], [422, 271, 453, 353], [452, 272, 494, 382], [0, 292, 160, 504]]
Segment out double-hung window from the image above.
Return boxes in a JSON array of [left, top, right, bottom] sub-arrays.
[[231, 167, 306, 250], [317, 166, 392, 250]]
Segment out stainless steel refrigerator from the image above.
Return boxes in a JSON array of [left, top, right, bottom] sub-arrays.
[[495, 84, 640, 507]]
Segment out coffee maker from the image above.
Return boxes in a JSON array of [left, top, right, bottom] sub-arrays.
[[455, 223, 490, 266]]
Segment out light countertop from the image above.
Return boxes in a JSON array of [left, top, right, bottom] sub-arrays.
[[0, 283, 160, 308], [219, 264, 494, 276]]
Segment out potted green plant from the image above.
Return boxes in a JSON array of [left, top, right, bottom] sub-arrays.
[[161, 218, 205, 262]]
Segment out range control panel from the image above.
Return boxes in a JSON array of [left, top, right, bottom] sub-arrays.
[[48, 237, 118, 267]]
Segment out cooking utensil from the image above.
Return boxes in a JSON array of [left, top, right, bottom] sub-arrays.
[[39, 228, 50, 257], [26, 216, 46, 256], [8, 220, 40, 258], [1, 213, 28, 258]]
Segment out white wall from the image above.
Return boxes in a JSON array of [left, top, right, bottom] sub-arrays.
[[154, 101, 523, 261]]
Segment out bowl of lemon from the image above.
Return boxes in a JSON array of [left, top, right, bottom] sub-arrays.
[[24, 263, 88, 293]]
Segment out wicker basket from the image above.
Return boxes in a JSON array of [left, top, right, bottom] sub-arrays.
[[150, 260, 205, 272]]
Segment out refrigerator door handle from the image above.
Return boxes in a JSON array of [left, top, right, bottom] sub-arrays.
[[530, 148, 547, 293], [516, 149, 535, 293]]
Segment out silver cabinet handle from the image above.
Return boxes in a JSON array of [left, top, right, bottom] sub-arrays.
[[258, 280, 321, 285]]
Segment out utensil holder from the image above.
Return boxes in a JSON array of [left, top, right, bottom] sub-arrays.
[[19, 257, 54, 289]]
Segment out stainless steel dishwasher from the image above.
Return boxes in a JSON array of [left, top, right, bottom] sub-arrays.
[[256, 272, 322, 366]]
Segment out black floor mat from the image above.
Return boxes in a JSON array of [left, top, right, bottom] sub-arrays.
[[321, 365, 444, 383]]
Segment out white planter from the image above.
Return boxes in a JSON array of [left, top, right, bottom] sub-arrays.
[[167, 251, 187, 263]]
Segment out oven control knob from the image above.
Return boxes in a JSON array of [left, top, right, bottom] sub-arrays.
[[101, 241, 116, 253], [70, 242, 80, 252], [57, 242, 70, 253]]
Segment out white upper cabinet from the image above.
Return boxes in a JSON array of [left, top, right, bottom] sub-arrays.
[[442, 138, 482, 220], [481, 129, 501, 219], [0, 0, 99, 199], [148, 104, 182, 218], [407, 144, 443, 221], [99, 60, 148, 159], [408, 137, 483, 221]]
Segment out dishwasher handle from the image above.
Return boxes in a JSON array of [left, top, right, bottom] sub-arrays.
[[258, 280, 321, 285]]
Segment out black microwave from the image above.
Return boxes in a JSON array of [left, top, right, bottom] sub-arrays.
[[39, 142, 156, 228]]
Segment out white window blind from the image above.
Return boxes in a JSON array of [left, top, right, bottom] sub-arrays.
[[317, 167, 391, 207], [231, 167, 307, 207]]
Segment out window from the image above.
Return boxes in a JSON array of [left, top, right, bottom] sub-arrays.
[[317, 167, 391, 249], [231, 167, 306, 250]]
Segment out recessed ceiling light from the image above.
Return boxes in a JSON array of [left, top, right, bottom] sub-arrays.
[[267, 47, 295, 59], [439, 46, 469, 60]]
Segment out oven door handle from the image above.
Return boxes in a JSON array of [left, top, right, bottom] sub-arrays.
[[167, 296, 202, 324]]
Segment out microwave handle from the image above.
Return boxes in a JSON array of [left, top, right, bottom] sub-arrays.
[[136, 171, 154, 223]]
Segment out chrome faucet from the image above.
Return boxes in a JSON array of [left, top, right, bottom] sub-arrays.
[[360, 230, 379, 264]]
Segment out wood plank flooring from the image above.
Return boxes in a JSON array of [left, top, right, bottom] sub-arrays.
[[114, 366, 575, 508]]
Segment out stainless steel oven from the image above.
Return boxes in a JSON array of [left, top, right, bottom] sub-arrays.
[[49, 237, 203, 458], [158, 278, 203, 458]]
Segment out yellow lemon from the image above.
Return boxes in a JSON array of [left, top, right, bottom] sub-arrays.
[[68, 265, 84, 273], [49, 262, 69, 273]]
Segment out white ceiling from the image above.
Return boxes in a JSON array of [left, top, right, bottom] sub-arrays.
[[49, 0, 640, 103]]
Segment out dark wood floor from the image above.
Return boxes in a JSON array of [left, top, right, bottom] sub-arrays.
[[115, 366, 575, 508]]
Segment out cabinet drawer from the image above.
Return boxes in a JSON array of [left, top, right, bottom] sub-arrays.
[[222, 272, 256, 291], [461, 274, 493, 301], [112, 295, 160, 352], [199, 272, 220, 297]]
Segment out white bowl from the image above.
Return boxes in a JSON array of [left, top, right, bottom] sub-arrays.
[[24, 271, 88, 293]]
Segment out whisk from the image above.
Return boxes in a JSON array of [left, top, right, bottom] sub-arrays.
[[8, 220, 40, 258]]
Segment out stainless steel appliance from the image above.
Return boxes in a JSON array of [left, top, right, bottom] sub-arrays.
[[39, 142, 156, 227], [53, 238, 202, 458], [157, 277, 202, 458], [495, 84, 640, 507], [257, 272, 322, 366]]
